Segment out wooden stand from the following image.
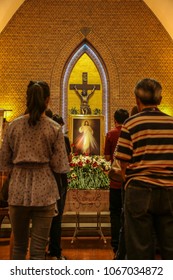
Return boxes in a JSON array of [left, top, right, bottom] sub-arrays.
[[64, 189, 109, 244]]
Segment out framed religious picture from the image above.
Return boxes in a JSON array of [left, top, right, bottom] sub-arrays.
[[68, 115, 105, 155]]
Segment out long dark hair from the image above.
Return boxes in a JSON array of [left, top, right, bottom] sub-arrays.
[[26, 81, 50, 126]]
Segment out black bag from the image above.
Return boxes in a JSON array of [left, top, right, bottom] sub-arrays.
[[0, 175, 10, 208]]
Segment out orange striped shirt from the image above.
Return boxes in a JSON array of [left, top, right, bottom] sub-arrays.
[[115, 107, 173, 188]]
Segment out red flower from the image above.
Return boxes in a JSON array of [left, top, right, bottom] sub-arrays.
[[92, 162, 98, 167], [78, 161, 83, 167]]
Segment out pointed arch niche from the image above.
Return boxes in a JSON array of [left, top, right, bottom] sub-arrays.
[[61, 41, 109, 133]]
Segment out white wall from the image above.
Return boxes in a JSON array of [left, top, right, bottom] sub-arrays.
[[0, 0, 25, 33], [144, 0, 173, 40], [0, 0, 173, 40]]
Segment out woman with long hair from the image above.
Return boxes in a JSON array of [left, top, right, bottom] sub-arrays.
[[0, 81, 69, 259]]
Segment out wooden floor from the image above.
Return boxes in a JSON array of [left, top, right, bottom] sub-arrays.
[[0, 236, 114, 260]]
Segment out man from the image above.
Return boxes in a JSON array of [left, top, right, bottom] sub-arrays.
[[104, 109, 129, 259], [115, 78, 173, 259]]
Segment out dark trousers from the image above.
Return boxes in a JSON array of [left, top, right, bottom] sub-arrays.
[[113, 185, 126, 260], [109, 188, 122, 253], [115, 206, 126, 259], [48, 173, 67, 257], [125, 182, 173, 260], [10, 204, 55, 260]]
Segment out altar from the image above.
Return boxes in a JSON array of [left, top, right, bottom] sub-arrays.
[[65, 189, 109, 212], [64, 189, 109, 244]]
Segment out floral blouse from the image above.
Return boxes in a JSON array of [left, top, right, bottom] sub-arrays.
[[0, 115, 70, 206]]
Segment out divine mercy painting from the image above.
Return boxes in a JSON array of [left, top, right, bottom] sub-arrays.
[[69, 115, 104, 155]]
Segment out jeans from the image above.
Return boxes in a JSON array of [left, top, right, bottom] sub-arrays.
[[9, 204, 55, 260], [109, 188, 122, 253], [48, 173, 67, 257], [125, 182, 173, 260]]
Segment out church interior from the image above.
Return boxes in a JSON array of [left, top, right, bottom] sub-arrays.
[[1, 0, 173, 260]]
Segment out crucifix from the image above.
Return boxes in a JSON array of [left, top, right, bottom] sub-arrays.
[[70, 72, 100, 114]]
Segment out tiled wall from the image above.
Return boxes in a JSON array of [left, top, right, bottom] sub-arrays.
[[0, 0, 173, 130]]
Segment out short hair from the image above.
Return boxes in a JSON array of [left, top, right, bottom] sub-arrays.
[[134, 78, 162, 105], [114, 109, 129, 124], [52, 114, 64, 125], [45, 108, 53, 118], [130, 105, 139, 116]]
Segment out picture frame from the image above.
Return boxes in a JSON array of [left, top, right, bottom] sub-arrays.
[[68, 115, 105, 155]]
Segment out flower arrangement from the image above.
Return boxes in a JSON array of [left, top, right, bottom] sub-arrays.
[[93, 108, 102, 115], [69, 107, 102, 115], [69, 107, 79, 114], [67, 154, 111, 190]]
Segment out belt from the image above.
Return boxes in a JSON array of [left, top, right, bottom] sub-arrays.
[[14, 162, 49, 169]]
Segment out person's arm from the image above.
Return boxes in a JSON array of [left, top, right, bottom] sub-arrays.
[[115, 124, 132, 180], [88, 86, 96, 98], [74, 86, 82, 100], [0, 126, 13, 172], [105, 155, 111, 161], [104, 131, 112, 162], [79, 126, 83, 133], [64, 135, 72, 163], [50, 127, 70, 173], [119, 160, 129, 181]]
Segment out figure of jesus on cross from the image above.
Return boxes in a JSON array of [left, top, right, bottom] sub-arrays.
[[70, 72, 100, 115]]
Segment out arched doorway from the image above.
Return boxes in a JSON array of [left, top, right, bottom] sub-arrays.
[[61, 40, 109, 133]]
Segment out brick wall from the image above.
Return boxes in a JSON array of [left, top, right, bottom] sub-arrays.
[[0, 0, 173, 130]]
